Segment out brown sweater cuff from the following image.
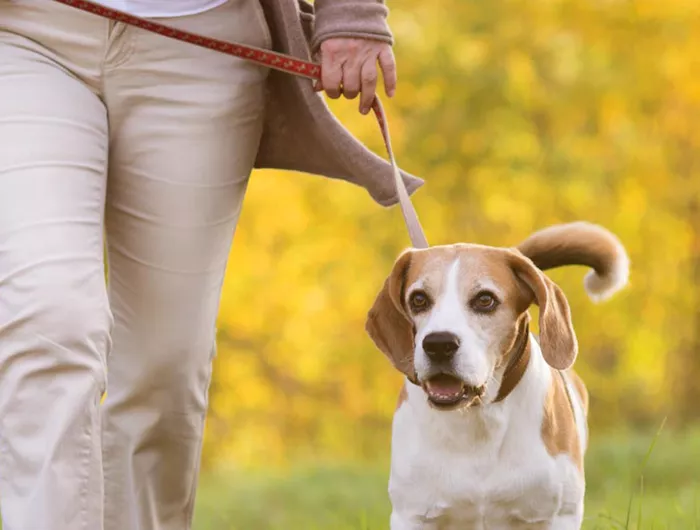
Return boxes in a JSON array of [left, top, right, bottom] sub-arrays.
[[310, 0, 394, 53]]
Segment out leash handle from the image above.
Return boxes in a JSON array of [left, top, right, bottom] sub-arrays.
[[52, 0, 429, 249]]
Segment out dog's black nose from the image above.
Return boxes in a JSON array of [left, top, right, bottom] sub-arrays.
[[422, 332, 460, 361]]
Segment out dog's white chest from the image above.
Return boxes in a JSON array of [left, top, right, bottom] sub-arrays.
[[390, 442, 578, 528], [389, 378, 584, 529]]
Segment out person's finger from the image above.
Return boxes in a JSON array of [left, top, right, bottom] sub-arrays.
[[378, 47, 397, 97], [321, 49, 343, 99], [359, 58, 379, 114], [341, 58, 362, 100]]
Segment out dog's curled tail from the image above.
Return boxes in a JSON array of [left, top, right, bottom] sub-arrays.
[[516, 221, 630, 303]]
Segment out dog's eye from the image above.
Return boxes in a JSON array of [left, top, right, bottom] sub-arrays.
[[471, 291, 499, 313], [408, 290, 431, 313]]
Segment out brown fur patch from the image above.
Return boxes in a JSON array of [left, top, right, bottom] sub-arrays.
[[541, 368, 583, 471], [517, 221, 625, 279], [511, 254, 578, 370], [365, 251, 416, 379]]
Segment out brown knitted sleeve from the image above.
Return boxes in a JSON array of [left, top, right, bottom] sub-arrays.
[[310, 0, 394, 53]]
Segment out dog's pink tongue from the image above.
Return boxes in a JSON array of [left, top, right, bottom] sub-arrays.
[[425, 374, 464, 398]]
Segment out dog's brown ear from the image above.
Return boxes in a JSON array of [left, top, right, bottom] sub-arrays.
[[365, 250, 416, 380], [509, 251, 578, 370]]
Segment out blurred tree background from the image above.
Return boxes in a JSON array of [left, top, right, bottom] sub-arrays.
[[201, 0, 700, 470]]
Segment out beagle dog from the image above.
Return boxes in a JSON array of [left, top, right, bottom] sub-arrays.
[[366, 222, 629, 530]]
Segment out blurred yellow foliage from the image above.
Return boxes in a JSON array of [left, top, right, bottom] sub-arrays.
[[202, 0, 700, 468]]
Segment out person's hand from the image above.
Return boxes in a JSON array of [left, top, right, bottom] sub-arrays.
[[315, 38, 397, 114]]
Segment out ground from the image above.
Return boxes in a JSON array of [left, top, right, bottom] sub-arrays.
[[193, 426, 700, 530]]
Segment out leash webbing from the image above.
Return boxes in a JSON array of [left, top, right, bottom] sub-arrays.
[[52, 0, 429, 249]]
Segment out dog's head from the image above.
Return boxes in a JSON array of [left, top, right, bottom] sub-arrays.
[[365, 244, 576, 410]]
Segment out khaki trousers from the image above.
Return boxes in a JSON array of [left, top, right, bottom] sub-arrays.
[[0, 1, 271, 528]]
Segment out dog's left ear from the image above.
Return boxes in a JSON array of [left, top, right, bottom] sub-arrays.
[[509, 251, 578, 370], [365, 250, 416, 381]]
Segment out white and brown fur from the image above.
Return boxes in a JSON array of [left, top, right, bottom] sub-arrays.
[[366, 222, 629, 530]]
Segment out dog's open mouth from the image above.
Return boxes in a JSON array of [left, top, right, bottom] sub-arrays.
[[422, 374, 485, 410]]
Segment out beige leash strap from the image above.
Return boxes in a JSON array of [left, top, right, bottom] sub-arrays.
[[52, 0, 430, 249]]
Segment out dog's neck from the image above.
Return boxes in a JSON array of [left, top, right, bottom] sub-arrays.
[[493, 318, 531, 403]]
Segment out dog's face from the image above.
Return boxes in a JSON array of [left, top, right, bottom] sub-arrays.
[[366, 244, 577, 411]]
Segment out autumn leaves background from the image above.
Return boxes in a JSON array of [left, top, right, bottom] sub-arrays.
[[194, 0, 700, 527]]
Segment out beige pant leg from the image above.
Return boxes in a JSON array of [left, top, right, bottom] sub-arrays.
[[100, 2, 271, 529], [0, 5, 111, 529]]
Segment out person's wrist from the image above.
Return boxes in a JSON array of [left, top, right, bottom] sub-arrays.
[[311, 0, 393, 54]]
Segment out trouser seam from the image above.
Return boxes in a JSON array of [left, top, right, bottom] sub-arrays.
[[79, 375, 103, 530], [183, 340, 217, 526]]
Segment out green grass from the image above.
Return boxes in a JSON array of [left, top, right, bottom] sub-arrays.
[[193, 425, 700, 530]]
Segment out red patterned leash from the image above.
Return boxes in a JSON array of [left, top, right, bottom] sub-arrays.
[[52, 0, 429, 249]]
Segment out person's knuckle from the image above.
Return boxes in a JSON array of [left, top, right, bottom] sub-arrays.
[[322, 68, 338, 80], [362, 70, 378, 83]]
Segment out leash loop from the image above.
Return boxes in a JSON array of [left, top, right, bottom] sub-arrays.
[[52, 0, 429, 249]]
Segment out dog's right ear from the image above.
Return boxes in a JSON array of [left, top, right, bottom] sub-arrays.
[[365, 250, 417, 381]]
